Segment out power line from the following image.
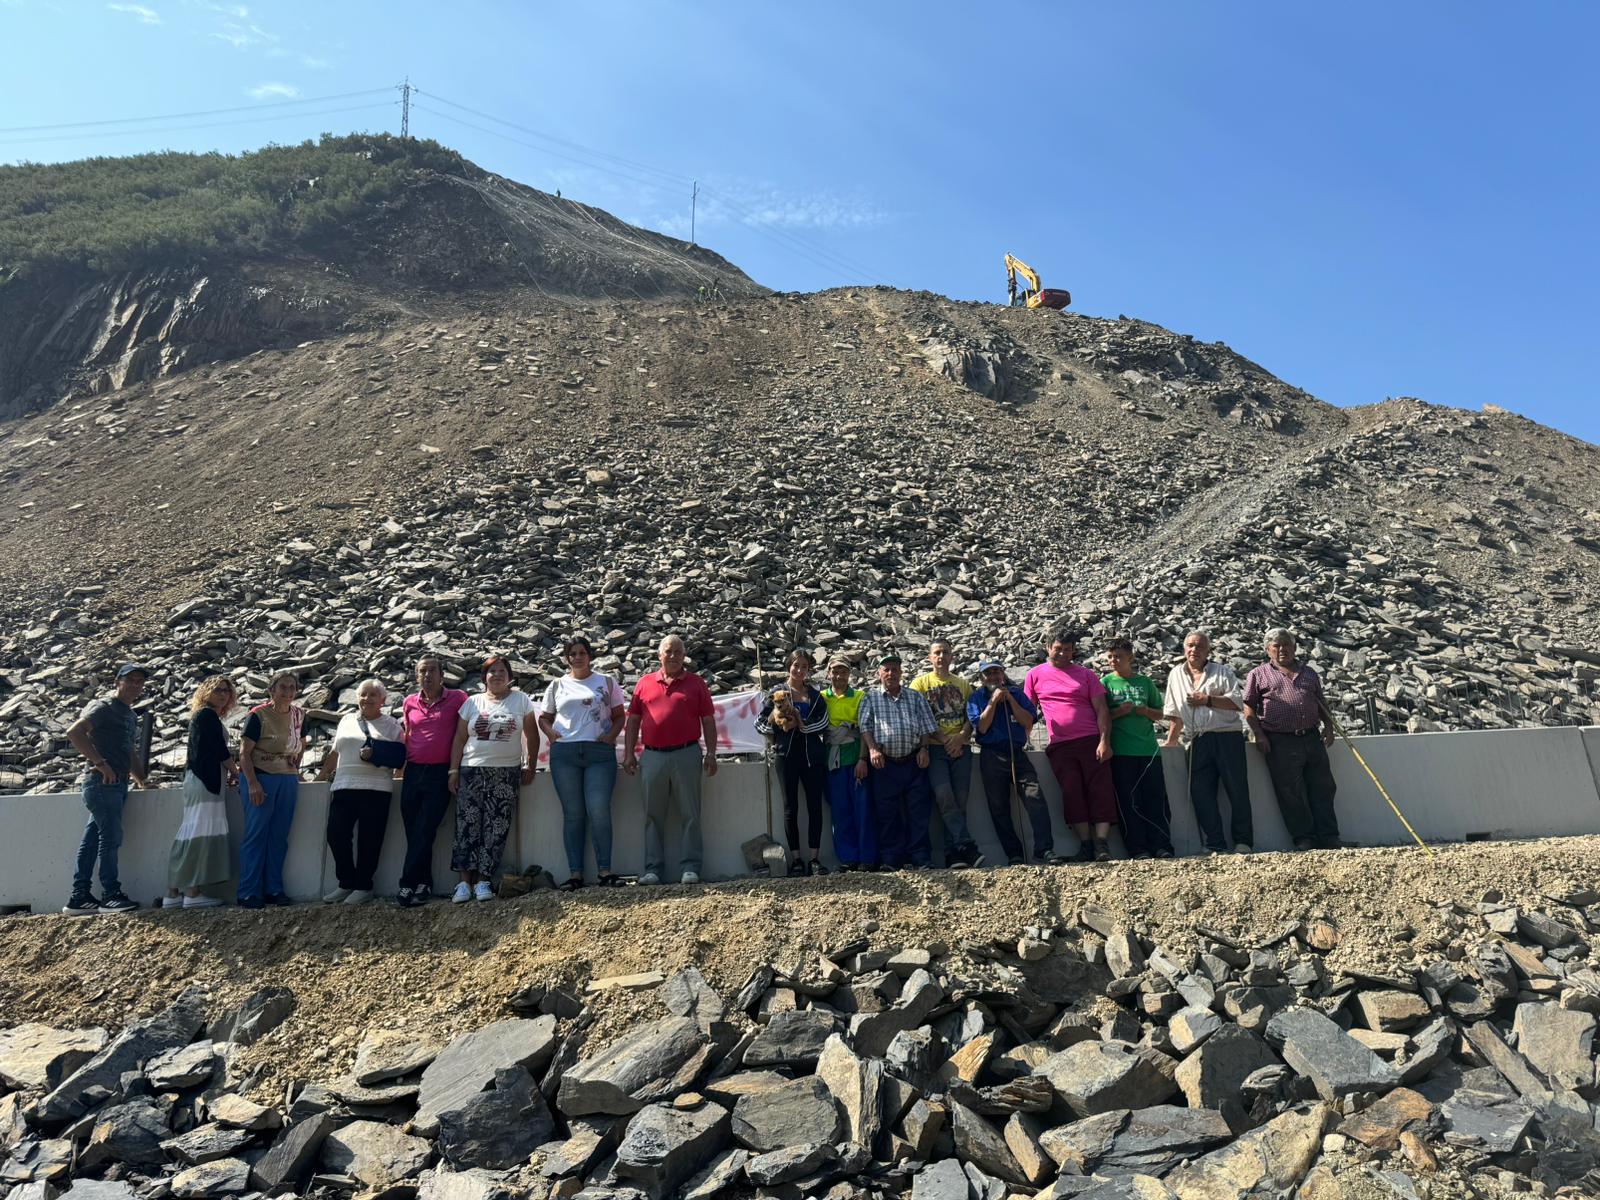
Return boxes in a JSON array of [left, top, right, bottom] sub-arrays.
[[0, 88, 395, 135], [1, 103, 398, 148], [413, 90, 888, 285]]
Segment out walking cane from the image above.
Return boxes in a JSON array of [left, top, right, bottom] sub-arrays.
[[757, 643, 773, 843], [1001, 685, 1031, 860]]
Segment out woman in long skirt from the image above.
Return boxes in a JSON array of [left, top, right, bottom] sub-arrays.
[[163, 676, 237, 908]]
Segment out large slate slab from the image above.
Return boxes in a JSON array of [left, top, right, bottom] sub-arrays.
[[742, 1009, 837, 1070], [1174, 1024, 1280, 1133], [850, 969, 946, 1057], [815, 1033, 885, 1149], [557, 1015, 708, 1117], [1037, 1041, 1177, 1117], [161, 1122, 258, 1165], [415, 1016, 558, 1131], [1440, 1088, 1535, 1153], [1098, 1105, 1232, 1176], [207, 987, 295, 1048], [0, 1024, 107, 1092], [170, 1158, 251, 1198], [37, 987, 208, 1122], [437, 1066, 554, 1170], [949, 1097, 1027, 1185], [1265, 1006, 1399, 1100], [354, 1031, 441, 1085], [77, 1098, 171, 1172], [1163, 1102, 1329, 1199], [320, 1119, 433, 1188], [614, 1099, 731, 1199], [1512, 1001, 1595, 1093], [249, 1111, 335, 1192], [731, 1075, 840, 1153]]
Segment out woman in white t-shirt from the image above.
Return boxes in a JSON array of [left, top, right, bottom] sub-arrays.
[[538, 636, 627, 891], [446, 655, 539, 902], [316, 679, 402, 905]]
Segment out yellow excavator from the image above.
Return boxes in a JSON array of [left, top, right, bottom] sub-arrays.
[[1004, 254, 1071, 310]]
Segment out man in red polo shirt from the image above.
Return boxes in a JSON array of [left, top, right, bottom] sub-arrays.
[[397, 654, 468, 907], [623, 633, 717, 885]]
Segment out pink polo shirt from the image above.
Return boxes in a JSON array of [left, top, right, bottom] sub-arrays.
[[1023, 661, 1106, 744], [402, 688, 468, 765]]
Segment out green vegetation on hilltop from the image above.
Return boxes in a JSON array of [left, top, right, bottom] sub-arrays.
[[0, 134, 467, 277]]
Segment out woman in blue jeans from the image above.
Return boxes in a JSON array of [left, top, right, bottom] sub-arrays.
[[538, 637, 626, 890]]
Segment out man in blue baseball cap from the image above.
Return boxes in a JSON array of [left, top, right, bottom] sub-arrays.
[[969, 656, 1058, 865], [62, 663, 152, 914]]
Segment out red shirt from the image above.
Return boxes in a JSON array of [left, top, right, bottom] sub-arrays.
[[629, 670, 714, 749], [402, 688, 469, 765]]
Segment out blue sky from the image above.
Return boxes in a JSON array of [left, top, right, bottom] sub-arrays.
[[4, 1, 1597, 444]]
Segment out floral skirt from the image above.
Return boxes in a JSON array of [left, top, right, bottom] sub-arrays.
[[452, 765, 520, 877]]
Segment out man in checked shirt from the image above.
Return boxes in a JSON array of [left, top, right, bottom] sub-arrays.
[[857, 651, 938, 871]]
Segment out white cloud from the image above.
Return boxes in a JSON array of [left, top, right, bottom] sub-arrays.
[[211, 16, 275, 46], [300, 53, 330, 69], [108, 3, 161, 23], [247, 81, 298, 99]]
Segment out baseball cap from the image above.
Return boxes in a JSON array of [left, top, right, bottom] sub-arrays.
[[826, 655, 853, 671], [976, 657, 1005, 673], [877, 651, 903, 666], [115, 663, 152, 680]]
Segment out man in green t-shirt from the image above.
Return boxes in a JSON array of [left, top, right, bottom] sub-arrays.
[[1101, 638, 1174, 858]]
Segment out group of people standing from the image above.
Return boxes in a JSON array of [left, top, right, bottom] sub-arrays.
[[58, 625, 1344, 913]]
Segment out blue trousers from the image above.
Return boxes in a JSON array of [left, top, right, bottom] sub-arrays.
[[73, 779, 128, 898], [871, 759, 931, 868], [926, 743, 975, 853], [827, 764, 877, 867], [550, 740, 617, 874], [240, 772, 298, 900]]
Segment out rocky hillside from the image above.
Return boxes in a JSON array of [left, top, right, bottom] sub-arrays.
[[0, 136, 759, 418], [1, 146, 1599, 792]]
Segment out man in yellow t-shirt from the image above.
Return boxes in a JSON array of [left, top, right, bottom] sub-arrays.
[[909, 638, 984, 868]]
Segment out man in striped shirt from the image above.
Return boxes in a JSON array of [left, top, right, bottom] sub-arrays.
[[857, 652, 937, 870]]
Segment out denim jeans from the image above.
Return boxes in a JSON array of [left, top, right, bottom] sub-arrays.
[[550, 740, 617, 874], [239, 772, 298, 900], [826, 764, 876, 867], [925, 742, 976, 852], [73, 779, 129, 898]]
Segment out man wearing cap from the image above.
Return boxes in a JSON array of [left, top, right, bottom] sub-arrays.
[[968, 657, 1057, 865], [1023, 629, 1117, 861], [821, 656, 876, 871], [856, 652, 938, 870], [623, 633, 717, 885], [62, 664, 151, 914], [909, 638, 985, 869], [1162, 631, 1253, 855], [1244, 628, 1341, 851]]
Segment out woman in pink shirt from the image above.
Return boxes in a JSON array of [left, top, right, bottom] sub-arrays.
[[1023, 630, 1117, 861]]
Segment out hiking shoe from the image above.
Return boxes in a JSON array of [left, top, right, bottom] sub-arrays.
[[183, 895, 223, 909], [1154, 847, 1176, 859], [62, 895, 99, 916], [1007, 855, 1024, 867], [1093, 839, 1112, 862], [965, 849, 987, 869], [344, 890, 373, 905], [265, 893, 291, 907], [451, 882, 472, 904], [1233, 843, 1253, 855], [323, 887, 352, 904], [639, 872, 661, 886], [473, 881, 493, 902], [680, 870, 701, 885], [98, 893, 139, 914]]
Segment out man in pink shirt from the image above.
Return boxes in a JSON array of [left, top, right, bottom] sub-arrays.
[[397, 654, 469, 906], [1023, 629, 1116, 862]]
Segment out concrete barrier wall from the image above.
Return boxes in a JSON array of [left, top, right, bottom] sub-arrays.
[[2, 725, 1597, 912]]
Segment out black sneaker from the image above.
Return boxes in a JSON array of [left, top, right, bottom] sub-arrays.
[[265, 893, 292, 907], [1093, 838, 1112, 862], [1039, 849, 1064, 866], [1074, 843, 1097, 863], [238, 895, 265, 910], [62, 895, 99, 916], [964, 848, 986, 869], [97, 893, 139, 914], [808, 859, 829, 876], [1154, 847, 1176, 859], [413, 885, 432, 904], [1007, 855, 1024, 867]]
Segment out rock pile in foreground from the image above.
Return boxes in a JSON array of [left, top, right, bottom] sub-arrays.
[[5, 882, 1600, 1199]]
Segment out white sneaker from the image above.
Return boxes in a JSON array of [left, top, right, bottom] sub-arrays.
[[473, 881, 494, 902], [639, 872, 660, 886], [680, 871, 700, 885], [1233, 843, 1253, 855], [344, 889, 373, 905], [451, 882, 472, 904], [183, 895, 223, 909], [323, 887, 352, 904], [161, 896, 184, 909]]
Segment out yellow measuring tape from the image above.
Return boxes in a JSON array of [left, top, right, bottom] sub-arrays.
[[1321, 705, 1433, 857]]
